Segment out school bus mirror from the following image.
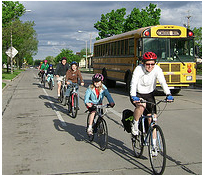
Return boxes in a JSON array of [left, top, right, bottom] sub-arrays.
[[138, 39, 142, 51], [195, 45, 199, 55]]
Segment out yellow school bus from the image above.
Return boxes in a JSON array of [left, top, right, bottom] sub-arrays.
[[93, 25, 197, 94]]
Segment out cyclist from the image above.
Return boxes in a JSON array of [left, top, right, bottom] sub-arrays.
[[84, 73, 115, 136], [65, 61, 84, 106], [130, 52, 174, 139], [38, 61, 43, 77], [40, 60, 49, 83], [46, 64, 55, 87], [55, 57, 69, 100]]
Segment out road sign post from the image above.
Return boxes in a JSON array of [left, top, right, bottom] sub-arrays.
[[6, 46, 18, 74]]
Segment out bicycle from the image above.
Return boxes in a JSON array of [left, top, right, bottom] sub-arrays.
[[41, 71, 46, 88], [59, 76, 67, 105], [47, 74, 54, 90], [86, 104, 111, 151], [131, 99, 172, 175], [67, 83, 79, 118]]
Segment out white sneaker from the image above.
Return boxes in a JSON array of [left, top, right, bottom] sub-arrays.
[[152, 146, 158, 157], [131, 121, 139, 136], [87, 127, 93, 135]]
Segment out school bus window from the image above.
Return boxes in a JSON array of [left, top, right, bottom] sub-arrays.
[[94, 46, 96, 56], [97, 45, 100, 56], [114, 41, 117, 55], [110, 42, 114, 56], [102, 44, 105, 56], [107, 43, 110, 56], [121, 40, 124, 55], [99, 45, 102, 57], [113, 42, 117, 56], [117, 41, 121, 55], [129, 38, 134, 55], [96, 46, 98, 57], [125, 39, 129, 55]]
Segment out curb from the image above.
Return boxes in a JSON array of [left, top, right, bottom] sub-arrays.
[[2, 71, 23, 92]]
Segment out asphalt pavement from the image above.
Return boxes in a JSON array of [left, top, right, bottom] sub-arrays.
[[2, 68, 202, 175]]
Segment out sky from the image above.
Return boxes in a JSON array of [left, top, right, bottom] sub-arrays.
[[19, 1, 202, 60]]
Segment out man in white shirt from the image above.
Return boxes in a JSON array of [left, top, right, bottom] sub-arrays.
[[130, 52, 174, 136]]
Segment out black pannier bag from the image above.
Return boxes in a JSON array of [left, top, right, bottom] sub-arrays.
[[121, 109, 134, 133]]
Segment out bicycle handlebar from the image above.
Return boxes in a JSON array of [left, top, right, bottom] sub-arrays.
[[94, 104, 112, 109], [85, 104, 112, 113], [140, 99, 173, 105]]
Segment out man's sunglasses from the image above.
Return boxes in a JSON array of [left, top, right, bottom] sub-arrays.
[[145, 63, 155, 66]]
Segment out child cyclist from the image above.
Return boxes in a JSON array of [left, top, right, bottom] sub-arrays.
[[46, 64, 55, 87], [65, 61, 84, 105], [84, 73, 115, 136]]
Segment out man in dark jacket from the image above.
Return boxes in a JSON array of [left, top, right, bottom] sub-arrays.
[[55, 57, 69, 100]]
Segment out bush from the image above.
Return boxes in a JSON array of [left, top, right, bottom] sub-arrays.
[[196, 63, 202, 75]]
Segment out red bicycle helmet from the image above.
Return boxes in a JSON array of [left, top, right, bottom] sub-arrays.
[[92, 73, 104, 82], [142, 52, 157, 62]]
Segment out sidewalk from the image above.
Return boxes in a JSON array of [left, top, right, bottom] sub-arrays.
[[2, 71, 24, 92], [2, 71, 25, 115]]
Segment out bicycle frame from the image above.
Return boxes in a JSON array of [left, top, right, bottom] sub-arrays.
[[70, 84, 78, 107], [139, 115, 156, 146], [139, 99, 166, 147]]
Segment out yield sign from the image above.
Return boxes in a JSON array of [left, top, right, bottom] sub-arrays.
[[6, 46, 18, 59]]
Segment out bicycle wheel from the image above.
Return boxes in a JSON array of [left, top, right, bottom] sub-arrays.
[[97, 118, 108, 151], [132, 133, 144, 158], [59, 87, 63, 103], [61, 87, 67, 106], [86, 113, 95, 141], [71, 94, 78, 118], [49, 80, 53, 90], [148, 125, 166, 175], [43, 74, 46, 87]]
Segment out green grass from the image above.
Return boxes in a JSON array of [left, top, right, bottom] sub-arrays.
[[79, 68, 94, 74], [2, 69, 24, 80], [2, 82, 6, 89]]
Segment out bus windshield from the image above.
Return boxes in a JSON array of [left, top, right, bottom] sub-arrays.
[[143, 38, 195, 62]]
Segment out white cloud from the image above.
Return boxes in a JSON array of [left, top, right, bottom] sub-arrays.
[[19, 1, 202, 60]]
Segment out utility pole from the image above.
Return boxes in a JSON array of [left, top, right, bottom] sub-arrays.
[[186, 10, 191, 29], [10, 22, 13, 74]]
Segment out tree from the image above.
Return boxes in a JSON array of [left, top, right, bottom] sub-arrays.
[[94, 4, 161, 39], [2, 19, 38, 68], [192, 27, 202, 57], [34, 59, 42, 67], [124, 3, 161, 32], [2, 1, 25, 27], [45, 56, 55, 66], [54, 48, 81, 64], [80, 48, 90, 58], [94, 8, 126, 39]]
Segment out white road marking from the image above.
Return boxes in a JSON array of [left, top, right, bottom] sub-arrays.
[[35, 71, 123, 126], [42, 88, 67, 126], [34, 73, 67, 127]]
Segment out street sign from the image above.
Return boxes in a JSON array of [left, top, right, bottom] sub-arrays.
[[6, 47, 18, 59]]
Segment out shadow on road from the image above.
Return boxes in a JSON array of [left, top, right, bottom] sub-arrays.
[[53, 118, 153, 174], [39, 95, 76, 118]]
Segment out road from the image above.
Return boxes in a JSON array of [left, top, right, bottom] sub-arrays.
[[2, 68, 202, 175]]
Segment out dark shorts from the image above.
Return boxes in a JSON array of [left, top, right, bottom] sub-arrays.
[[87, 106, 97, 113], [130, 91, 157, 116]]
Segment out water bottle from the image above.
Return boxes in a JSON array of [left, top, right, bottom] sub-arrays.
[[153, 115, 157, 123]]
